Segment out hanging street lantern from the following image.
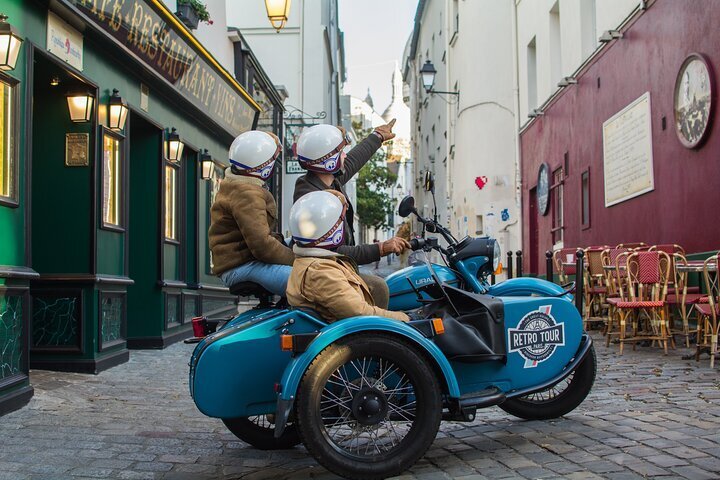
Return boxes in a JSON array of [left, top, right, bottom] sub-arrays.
[[66, 91, 94, 123], [108, 89, 129, 131], [166, 127, 184, 162], [265, 0, 291, 32], [419, 60, 437, 93], [200, 149, 213, 180], [0, 14, 23, 71]]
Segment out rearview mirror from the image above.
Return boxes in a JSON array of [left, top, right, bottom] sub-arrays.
[[424, 171, 435, 193], [398, 196, 416, 218]]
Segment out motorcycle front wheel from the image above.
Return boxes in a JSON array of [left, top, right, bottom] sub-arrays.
[[222, 416, 301, 450], [296, 334, 442, 480], [500, 344, 596, 420]]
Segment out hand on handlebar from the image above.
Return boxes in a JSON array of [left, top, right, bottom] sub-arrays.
[[379, 237, 411, 256]]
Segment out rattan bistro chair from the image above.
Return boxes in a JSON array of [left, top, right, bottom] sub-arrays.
[[694, 254, 720, 367], [616, 242, 648, 250], [553, 248, 578, 285], [583, 246, 610, 330], [666, 253, 706, 348]]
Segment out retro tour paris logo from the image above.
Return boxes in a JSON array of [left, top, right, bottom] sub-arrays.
[[508, 305, 565, 368]]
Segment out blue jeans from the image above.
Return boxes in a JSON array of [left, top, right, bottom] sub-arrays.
[[220, 261, 292, 296]]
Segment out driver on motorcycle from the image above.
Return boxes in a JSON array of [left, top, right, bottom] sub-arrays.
[[286, 190, 410, 323], [208, 130, 294, 296]]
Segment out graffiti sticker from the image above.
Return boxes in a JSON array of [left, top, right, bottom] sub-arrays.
[[508, 306, 565, 368]]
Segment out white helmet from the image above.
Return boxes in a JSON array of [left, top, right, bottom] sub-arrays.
[[229, 130, 281, 180], [296, 124, 350, 174], [290, 191, 348, 248]]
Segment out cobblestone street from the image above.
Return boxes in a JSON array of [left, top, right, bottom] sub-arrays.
[[2, 333, 720, 480]]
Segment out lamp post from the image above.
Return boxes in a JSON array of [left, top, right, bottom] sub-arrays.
[[108, 89, 129, 131], [200, 149, 213, 180], [419, 60, 459, 97], [265, 0, 291, 32], [166, 128, 184, 162], [0, 14, 23, 71], [66, 92, 94, 123]]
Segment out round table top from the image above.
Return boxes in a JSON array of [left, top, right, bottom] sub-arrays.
[[676, 261, 717, 273]]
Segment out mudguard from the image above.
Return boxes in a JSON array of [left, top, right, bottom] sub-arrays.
[[487, 277, 572, 299], [273, 316, 461, 436]]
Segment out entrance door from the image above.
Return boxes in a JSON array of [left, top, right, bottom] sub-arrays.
[[529, 187, 539, 275]]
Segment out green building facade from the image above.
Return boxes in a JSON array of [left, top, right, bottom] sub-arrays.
[[0, 0, 277, 415]]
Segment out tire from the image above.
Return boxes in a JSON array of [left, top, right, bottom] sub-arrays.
[[296, 334, 442, 480], [500, 344, 597, 420], [222, 416, 301, 450]]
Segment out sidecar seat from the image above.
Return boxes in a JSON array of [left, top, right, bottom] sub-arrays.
[[229, 282, 274, 308]]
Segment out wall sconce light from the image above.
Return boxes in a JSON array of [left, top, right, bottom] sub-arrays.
[[265, 0, 292, 32], [599, 30, 623, 43], [200, 149, 213, 180], [0, 14, 23, 71], [66, 91, 94, 123], [419, 60, 459, 97], [108, 89, 129, 131], [557, 76, 578, 87], [528, 109, 544, 119], [166, 127, 184, 162]]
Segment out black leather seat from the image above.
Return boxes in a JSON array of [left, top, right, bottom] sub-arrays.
[[229, 282, 273, 307]]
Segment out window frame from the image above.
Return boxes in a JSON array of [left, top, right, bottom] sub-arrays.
[[581, 168, 591, 230], [551, 167, 564, 246], [100, 127, 126, 232], [0, 72, 20, 208], [163, 159, 180, 244]]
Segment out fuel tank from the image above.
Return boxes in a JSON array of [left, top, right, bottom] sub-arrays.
[[386, 264, 460, 311]]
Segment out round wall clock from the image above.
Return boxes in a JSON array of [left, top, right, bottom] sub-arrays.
[[674, 53, 714, 149], [537, 162, 550, 216]]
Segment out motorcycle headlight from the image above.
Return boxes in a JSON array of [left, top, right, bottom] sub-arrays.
[[493, 240, 501, 272]]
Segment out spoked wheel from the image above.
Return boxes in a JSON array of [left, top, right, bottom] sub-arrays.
[[296, 334, 442, 480], [222, 415, 301, 450], [500, 344, 597, 420]]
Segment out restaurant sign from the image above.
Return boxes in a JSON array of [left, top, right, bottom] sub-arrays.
[[66, 0, 258, 137]]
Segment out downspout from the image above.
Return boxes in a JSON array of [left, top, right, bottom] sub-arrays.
[[511, 0, 522, 255]]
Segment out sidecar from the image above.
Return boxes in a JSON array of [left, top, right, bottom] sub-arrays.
[[189, 280, 595, 480]]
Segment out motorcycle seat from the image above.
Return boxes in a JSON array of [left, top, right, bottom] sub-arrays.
[[228, 282, 275, 308]]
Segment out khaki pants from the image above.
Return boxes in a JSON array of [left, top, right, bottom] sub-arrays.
[[360, 272, 390, 309]]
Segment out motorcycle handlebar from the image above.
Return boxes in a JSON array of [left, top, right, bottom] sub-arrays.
[[410, 238, 425, 251]]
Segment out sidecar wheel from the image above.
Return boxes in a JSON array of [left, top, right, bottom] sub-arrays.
[[500, 344, 596, 420], [296, 334, 442, 480], [222, 416, 301, 450]]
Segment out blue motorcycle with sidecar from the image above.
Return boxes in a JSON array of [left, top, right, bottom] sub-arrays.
[[187, 195, 596, 480]]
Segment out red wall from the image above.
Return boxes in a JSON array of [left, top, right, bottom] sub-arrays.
[[520, 0, 720, 274]]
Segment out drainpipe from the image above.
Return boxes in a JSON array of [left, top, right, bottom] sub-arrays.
[[510, 0, 522, 255]]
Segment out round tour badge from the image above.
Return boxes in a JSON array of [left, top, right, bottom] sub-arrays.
[[508, 305, 565, 368]]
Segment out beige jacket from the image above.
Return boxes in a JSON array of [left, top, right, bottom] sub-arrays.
[[286, 247, 409, 323], [208, 169, 295, 275]]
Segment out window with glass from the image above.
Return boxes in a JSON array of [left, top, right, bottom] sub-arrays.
[[0, 78, 16, 203], [165, 164, 178, 240], [102, 133, 122, 227], [581, 169, 590, 228], [551, 167, 564, 245]]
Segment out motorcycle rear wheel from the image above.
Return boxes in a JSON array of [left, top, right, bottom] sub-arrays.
[[222, 416, 301, 450], [500, 344, 596, 420]]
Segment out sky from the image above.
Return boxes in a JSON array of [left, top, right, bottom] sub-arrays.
[[338, 0, 419, 115]]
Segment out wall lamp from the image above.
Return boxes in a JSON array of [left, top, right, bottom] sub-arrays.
[[66, 91, 95, 123], [528, 109, 544, 119], [0, 14, 23, 71], [420, 60, 459, 97], [557, 76, 578, 87], [599, 30, 623, 43], [265, 0, 291, 32], [166, 127, 184, 162], [200, 149, 213, 180], [108, 89, 129, 131]]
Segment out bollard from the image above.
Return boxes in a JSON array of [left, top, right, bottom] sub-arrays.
[[575, 249, 585, 315], [545, 250, 554, 282], [515, 250, 523, 278], [506, 251, 514, 279]]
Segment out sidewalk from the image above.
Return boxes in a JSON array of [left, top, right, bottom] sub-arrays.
[[1, 332, 720, 479]]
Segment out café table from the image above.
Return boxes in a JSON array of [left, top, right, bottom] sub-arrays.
[[676, 260, 717, 361]]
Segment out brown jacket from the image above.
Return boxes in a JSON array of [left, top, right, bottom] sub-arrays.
[[286, 248, 409, 323], [208, 169, 295, 275], [293, 134, 382, 265]]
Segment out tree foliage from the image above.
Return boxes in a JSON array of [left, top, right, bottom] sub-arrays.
[[353, 122, 397, 231]]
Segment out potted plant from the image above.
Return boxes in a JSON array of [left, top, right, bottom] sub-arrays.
[[176, 0, 212, 30]]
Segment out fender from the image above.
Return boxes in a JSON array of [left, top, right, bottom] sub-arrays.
[[273, 316, 461, 437], [487, 277, 571, 299]]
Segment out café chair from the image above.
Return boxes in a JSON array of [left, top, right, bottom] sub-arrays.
[[666, 253, 706, 348], [583, 245, 610, 330], [553, 247, 578, 285], [694, 254, 720, 367]]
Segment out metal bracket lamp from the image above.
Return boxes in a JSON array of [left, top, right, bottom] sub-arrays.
[[419, 60, 459, 97], [528, 109, 544, 119], [108, 89, 129, 131], [0, 14, 23, 71], [166, 127, 184, 163], [200, 149, 213, 180], [265, 0, 291, 32], [66, 91, 95, 123], [557, 76, 578, 88], [599, 30, 623, 43]]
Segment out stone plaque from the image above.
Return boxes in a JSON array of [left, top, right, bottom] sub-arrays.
[[602, 92, 654, 207], [65, 133, 89, 167]]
